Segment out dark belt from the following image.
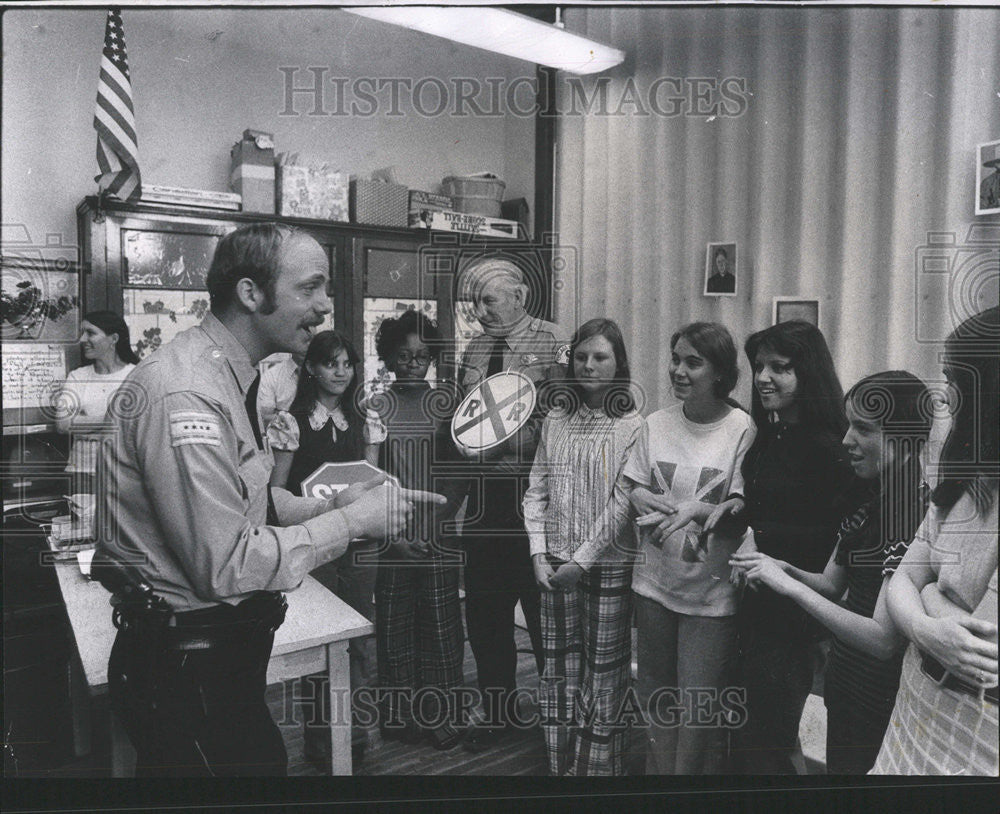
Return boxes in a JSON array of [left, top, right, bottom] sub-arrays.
[[115, 591, 287, 652], [920, 650, 998, 705]]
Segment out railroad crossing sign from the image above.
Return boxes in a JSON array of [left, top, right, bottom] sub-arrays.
[[299, 460, 397, 501], [451, 370, 537, 452]]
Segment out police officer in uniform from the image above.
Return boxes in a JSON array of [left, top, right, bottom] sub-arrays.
[[455, 257, 571, 750], [96, 223, 444, 776]]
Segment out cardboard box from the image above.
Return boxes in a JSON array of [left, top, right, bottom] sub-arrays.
[[351, 179, 409, 227], [408, 190, 453, 228], [425, 210, 520, 239], [277, 164, 349, 221], [229, 129, 275, 214]]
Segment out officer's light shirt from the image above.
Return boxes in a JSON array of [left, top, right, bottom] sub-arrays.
[[98, 313, 350, 612]]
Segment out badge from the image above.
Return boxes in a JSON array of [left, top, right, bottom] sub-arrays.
[[521, 353, 539, 366], [555, 343, 571, 366]]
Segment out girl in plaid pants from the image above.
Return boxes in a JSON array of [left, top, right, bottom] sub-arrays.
[[372, 310, 469, 750], [523, 319, 645, 776]]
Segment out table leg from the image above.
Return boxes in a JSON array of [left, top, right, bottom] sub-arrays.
[[109, 709, 136, 777], [68, 652, 91, 757], [327, 640, 352, 776]]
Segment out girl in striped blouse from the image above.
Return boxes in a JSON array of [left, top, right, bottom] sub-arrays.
[[523, 318, 645, 776]]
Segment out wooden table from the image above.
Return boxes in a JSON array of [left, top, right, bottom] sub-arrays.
[[50, 555, 373, 776]]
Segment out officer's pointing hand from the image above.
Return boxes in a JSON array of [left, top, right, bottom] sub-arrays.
[[338, 477, 446, 541], [332, 472, 387, 509]]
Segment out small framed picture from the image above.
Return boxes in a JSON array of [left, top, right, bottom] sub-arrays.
[[976, 139, 1000, 216], [773, 297, 819, 327], [704, 242, 737, 297]]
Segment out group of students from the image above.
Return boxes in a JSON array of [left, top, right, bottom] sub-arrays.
[[249, 299, 997, 777], [56, 294, 998, 777]]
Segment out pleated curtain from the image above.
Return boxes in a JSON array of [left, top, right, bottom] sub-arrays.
[[554, 6, 1000, 411]]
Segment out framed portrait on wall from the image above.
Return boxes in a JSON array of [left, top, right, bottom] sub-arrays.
[[773, 297, 819, 327], [976, 139, 1000, 216], [704, 242, 737, 297]]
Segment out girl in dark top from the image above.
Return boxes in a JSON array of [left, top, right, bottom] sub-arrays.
[[731, 371, 932, 774], [269, 330, 381, 495], [726, 320, 862, 774], [267, 330, 384, 768], [370, 310, 468, 750]]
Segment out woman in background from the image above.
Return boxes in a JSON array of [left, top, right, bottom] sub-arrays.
[[267, 329, 385, 768], [731, 320, 862, 774], [524, 318, 644, 776], [732, 370, 932, 773], [55, 310, 139, 481], [624, 322, 756, 774], [371, 310, 468, 750], [871, 306, 998, 776]]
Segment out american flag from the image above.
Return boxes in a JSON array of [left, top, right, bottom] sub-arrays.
[[93, 9, 141, 201]]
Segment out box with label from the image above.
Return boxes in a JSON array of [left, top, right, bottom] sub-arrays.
[[408, 190, 454, 228], [425, 210, 520, 239], [229, 129, 275, 214], [276, 164, 349, 221], [351, 179, 409, 227]]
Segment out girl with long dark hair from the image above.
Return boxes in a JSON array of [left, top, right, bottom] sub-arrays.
[[730, 320, 862, 774], [871, 306, 998, 775], [55, 310, 140, 478], [523, 318, 644, 775], [732, 370, 932, 773], [266, 329, 385, 768]]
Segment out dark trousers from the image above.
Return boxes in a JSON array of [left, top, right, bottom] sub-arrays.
[[731, 627, 816, 775], [108, 607, 285, 777], [463, 476, 543, 723], [824, 694, 892, 775]]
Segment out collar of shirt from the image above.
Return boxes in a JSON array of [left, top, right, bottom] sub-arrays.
[[200, 312, 257, 395], [308, 402, 348, 433], [484, 311, 532, 343]]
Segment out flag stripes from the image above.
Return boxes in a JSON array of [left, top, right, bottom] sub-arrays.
[[93, 9, 141, 200]]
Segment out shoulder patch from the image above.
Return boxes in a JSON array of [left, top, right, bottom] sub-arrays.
[[555, 343, 571, 366], [169, 410, 222, 447]]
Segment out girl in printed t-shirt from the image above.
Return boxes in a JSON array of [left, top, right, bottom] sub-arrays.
[[623, 322, 756, 775], [523, 318, 645, 776]]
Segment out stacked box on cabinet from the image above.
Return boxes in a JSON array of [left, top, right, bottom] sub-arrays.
[[350, 178, 409, 227], [408, 190, 454, 228], [276, 161, 349, 221], [424, 210, 520, 239], [229, 129, 275, 214]]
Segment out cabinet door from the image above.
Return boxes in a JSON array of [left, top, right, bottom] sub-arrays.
[[354, 235, 441, 393], [80, 205, 348, 360]]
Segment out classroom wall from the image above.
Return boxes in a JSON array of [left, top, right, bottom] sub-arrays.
[[555, 6, 1000, 412], [2, 8, 536, 251]]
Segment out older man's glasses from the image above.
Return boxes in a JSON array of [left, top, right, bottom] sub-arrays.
[[395, 350, 432, 364]]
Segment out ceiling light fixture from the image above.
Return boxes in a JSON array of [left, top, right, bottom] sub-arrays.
[[344, 6, 625, 75]]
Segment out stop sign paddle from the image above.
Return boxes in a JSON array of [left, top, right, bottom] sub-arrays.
[[298, 459, 398, 501]]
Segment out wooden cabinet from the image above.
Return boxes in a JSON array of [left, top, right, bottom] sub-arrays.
[[76, 197, 552, 385]]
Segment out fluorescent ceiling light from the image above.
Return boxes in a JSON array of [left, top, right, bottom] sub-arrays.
[[344, 7, 625, 75]]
